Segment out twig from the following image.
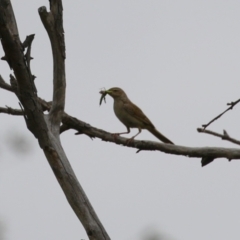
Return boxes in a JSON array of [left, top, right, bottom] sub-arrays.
[[197, 128, 240, 146], [198, 126, 240, 166], [0, 75, 14, 92], [22, 34, 37, 93], [0, 106, 23, 115], [200, 127, 238, 166], [201, 98, 240, 129]]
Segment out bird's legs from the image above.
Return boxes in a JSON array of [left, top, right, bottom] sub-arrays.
[[112, 128, 142, 145], [112, 127, 130, 141], [125, 128, 142, 145]]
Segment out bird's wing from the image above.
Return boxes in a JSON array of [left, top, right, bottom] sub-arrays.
[[123, 100, 155, 128]]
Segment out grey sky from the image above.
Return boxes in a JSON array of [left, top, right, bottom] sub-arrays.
[[0, 1, 240, 239]]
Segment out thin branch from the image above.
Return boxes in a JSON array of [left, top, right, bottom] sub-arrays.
[[38, 4, 66, 129], [197, 127, 240, 166], [0, 106, 23, 115], [197, 128, 240, 146], [0, 74, 52, 112], [201, 98, 240, 129], [0, 75, 14, 92], [22, 34, 37, 93], [0, 107, 24, 116]]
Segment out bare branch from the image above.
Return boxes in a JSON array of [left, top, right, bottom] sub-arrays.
[[2, 74, 239, 165], [0, 75, 52, 113], [0, 1, 46, 141], [201, 98, 240, 129], [0, 106, 23, 115], [58, 112, 240, 162], [22, 34, 37, 93], [38, 3, 66, 130], [0, 1, 110, 239], [2, 79, 238, 165], [0, 74, 14, 92], [197, 128, 240, 146]]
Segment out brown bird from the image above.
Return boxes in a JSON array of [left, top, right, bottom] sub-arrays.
[[103, 87, 174, 144]]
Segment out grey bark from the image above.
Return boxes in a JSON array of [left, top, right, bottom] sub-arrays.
[[0, 0, 110, 239]]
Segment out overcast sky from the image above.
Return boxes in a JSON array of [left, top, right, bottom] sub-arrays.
[[1, 1, 240, 240]]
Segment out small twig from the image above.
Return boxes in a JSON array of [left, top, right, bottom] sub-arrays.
[[10, 74, 18, 92], [201, 98, 240, 129], [0, 75, 14, 92], [0, 75, 52, 113], [22, 34, 37, 93], [22, 34, 35, 68], [201, 157, 216, 167], [197, 128, 240, 146], [0, 106, 23, 115]]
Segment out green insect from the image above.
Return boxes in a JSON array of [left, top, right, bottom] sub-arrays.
[[99, 88, 107, 105]]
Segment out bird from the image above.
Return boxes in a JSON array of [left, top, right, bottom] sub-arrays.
[[102, 87, 174, 144]]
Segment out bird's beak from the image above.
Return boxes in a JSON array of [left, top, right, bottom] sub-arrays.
[[99, 89, 111, 95], [105, 89, 112, 95]]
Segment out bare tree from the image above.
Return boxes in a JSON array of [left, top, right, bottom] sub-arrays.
[[0, 0, 239, 239], [0, 1, 109, 239]]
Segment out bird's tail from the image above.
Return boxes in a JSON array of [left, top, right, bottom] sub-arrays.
[[148, 128, 174, 144]]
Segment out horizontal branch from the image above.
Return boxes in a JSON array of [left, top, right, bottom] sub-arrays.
[[61, 113, 240, 161], [0, 106, 23, 115], [197, 128, 240, 146], [1, 78, 239, 163]]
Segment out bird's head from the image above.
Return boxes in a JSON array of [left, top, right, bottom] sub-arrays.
[[105, 87, 127, 99]]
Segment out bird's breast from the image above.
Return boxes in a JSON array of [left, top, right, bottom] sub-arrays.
[[113, 100, 144, 128]]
